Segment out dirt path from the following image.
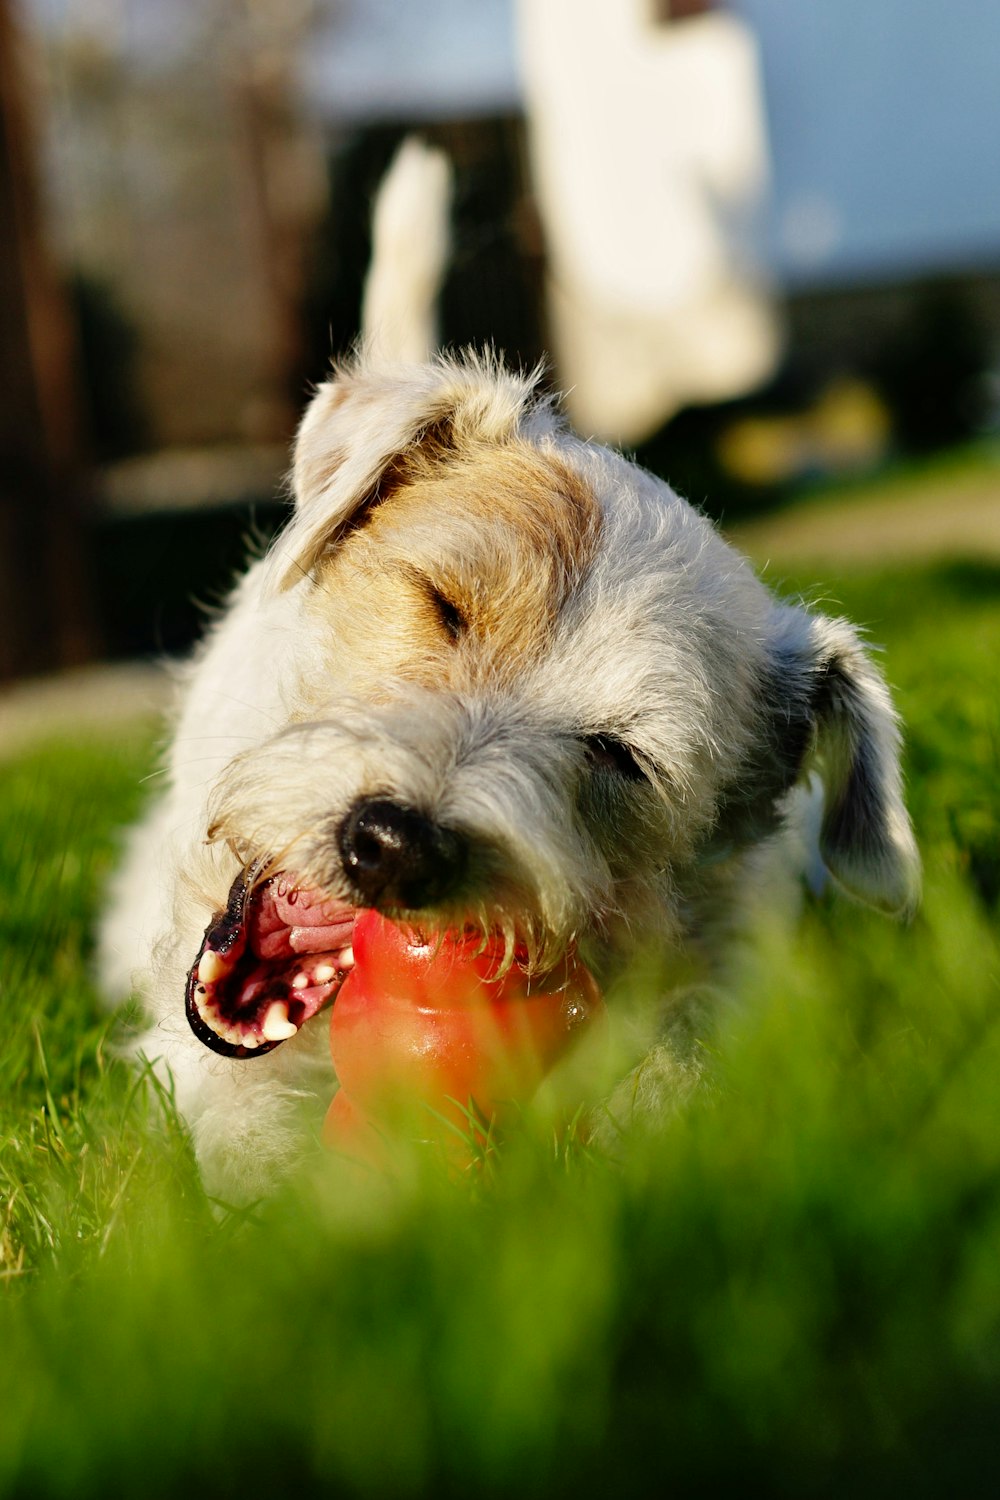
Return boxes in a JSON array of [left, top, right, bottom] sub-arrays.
[[727, 461, 1000, 569], [0, 662, 171, 761]]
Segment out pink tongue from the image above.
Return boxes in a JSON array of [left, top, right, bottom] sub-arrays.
[[251, 880, 356, 960]]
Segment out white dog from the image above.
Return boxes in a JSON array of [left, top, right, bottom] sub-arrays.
[[100, 143, 919, 1199]]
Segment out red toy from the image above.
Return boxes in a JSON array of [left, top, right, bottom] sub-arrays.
[[324, 911, 603, 1160]]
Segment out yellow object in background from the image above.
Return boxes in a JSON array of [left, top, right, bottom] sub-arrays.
[[718, 380, 892, 487]]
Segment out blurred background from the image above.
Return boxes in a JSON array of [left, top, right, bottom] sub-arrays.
[[3, 13, 1000, 1483], [2, 0, 1000, 681]]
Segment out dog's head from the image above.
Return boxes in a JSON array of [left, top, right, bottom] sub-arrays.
[[188, 352, 918, 1057]]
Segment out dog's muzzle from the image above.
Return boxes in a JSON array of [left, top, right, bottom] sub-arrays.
[[338, 797, 468, 910]]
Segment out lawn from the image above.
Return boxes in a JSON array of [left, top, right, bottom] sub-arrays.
[[1, 553, 998, 1498]]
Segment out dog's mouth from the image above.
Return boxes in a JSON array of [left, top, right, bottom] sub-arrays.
[[186, 868, 357, 1058]]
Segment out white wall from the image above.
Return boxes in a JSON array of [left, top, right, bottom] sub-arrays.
[[734, 0, 1000, 286]]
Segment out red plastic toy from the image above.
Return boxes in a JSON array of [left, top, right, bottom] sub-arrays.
[[324, 910, 603, 1160]]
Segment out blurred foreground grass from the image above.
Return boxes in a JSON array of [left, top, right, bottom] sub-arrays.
[[1, 559, 998, 1498]]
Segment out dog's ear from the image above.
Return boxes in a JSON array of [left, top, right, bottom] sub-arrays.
[[768, 609, 920, 916], [265, 355, 551, 592], [710, 606, 918, 915]]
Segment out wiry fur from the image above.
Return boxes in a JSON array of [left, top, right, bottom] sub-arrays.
[[99, 148, 919, 1199]]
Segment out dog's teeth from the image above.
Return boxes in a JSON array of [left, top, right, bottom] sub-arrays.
[[312, 962, 336, 984], [339, 946, 355, 969], [198, 950, 231, 984], [260, 1001, 298, 1042], [242, 1032, 259, 1049], [291, 971, 310, 990]]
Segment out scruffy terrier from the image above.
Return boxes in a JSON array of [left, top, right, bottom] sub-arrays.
[[100, 143, 918, 1199]]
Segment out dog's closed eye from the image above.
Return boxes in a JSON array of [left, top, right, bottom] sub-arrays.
[[406, 567, 467, 641], [429, 586, 466, 641], [582, 734, 647, 783]]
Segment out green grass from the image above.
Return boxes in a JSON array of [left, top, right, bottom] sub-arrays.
[[1, 559, 999, 1498]]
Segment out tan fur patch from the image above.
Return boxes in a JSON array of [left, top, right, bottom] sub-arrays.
[[304, 441, 603, 702]]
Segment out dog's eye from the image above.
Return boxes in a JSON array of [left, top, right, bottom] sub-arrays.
[[428, 587, 466, 641], [583, 734, 647, 783]]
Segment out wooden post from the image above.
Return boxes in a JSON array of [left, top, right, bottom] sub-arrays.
[[0, 0, 95, 681]]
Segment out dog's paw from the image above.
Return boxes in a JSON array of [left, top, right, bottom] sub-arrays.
[[590, 985, 724, 1150]]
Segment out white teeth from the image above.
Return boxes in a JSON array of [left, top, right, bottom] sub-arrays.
[[198, 950, 231, 984], [291, 971, 310, 990], [193, 991, 245, 1048], [260, 1001, 298, 1042], [312, 962, 336, 984], [339, 946, 355, 969]]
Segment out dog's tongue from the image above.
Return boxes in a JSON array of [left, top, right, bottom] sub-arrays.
[[186, 871, 356, 1059], [252, 881, 357, 959]]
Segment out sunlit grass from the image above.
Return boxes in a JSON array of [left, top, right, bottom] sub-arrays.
[[1, 559, 998, 1497]]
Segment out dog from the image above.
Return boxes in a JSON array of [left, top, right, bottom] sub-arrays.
[[99, 142, 919, 1200]]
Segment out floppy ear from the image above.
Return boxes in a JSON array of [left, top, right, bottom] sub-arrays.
[[264, 354, 550, 593], [772, 609, 920, 917]]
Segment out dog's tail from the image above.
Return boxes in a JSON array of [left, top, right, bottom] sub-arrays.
[[361, 137, 453, 364]]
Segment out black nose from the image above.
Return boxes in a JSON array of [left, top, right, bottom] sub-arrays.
[[337, 798, 468, 909]]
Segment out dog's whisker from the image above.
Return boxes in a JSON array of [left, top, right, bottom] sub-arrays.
[[174, 733, 275, 746], [138, 767, 170, 786], [195, 698, 285, 728]]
